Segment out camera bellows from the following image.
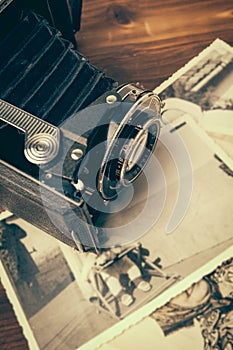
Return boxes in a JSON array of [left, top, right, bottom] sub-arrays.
[[0, 11, 115, 126]]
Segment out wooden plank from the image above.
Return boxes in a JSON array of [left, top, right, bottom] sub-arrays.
[[76, 0, 233, 88]]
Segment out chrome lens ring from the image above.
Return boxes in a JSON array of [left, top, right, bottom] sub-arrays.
[[98, 86, 162, 200], [119, 118, 160, 185]]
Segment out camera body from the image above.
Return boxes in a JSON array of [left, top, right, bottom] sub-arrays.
[[0, 2, 161, 252]]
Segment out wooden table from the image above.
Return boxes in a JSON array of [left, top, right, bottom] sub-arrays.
[[0, 0, 233, 348]]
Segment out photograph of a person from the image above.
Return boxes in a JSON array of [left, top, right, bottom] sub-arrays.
[[0, 219, 43, 316], [63, 242, 177, 320], [0, 215, 114, 350], [151, 258, 233, 350], [0, 214, 178, 350], [96, 253, 233, 350]]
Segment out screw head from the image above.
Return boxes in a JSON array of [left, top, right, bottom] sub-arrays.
[[71, 148, 83, 161], [45, 172, 52, 180], [106, 94, 118, 104]]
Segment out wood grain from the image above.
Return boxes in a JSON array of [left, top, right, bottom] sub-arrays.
[[77, 0, 233, 89], [0, 0, 233, 348]]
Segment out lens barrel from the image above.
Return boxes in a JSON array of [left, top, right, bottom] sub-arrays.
[[98, 84, 162, 200]]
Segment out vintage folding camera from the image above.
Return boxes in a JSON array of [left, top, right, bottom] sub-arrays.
[[0, 1, 162, 252]]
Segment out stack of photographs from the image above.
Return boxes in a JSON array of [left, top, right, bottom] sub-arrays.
[[0, 39, 232, 350]]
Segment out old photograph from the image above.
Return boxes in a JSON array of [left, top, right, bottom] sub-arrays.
[[100, 255, 233, 350], [0, 215, 116, 350], [151, 257, 233, 350], [154, 38, 233, 170]]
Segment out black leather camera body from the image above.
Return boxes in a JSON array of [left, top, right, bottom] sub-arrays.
[[0, 1, 162, 252]]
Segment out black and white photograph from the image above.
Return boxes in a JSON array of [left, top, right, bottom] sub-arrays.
[[154, 39, 233, 170], [151, 257, 233, 350], [98, 255, 233, 350]]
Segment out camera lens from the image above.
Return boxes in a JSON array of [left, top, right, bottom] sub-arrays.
[[98, 86, 161, 200]]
